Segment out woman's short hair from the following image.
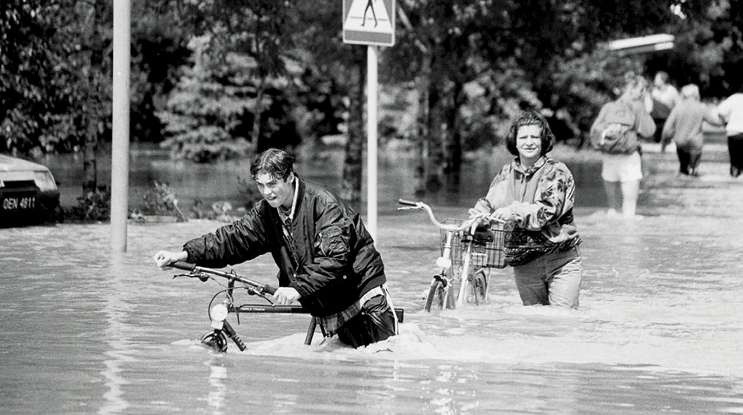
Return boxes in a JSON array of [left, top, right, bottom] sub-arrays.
[[505, 110, 555, 156], [250, 148, 295, 180]]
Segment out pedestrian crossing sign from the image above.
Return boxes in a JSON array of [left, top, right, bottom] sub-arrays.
[[343, 0, 395, 47]]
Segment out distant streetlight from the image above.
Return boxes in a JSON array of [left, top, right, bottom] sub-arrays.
[[607, 33, 675, 55]]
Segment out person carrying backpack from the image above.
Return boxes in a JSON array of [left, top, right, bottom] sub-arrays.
[[590, 73, 656, 218]]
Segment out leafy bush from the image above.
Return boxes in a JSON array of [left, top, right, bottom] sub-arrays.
[[139, 180, 187, 221], [65, 187, 111, 222]]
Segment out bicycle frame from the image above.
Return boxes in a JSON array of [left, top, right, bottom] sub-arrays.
[[168, 261, 404, 351], [455, 221, 480, 307], [169, 261, 316, 351], [398, 199, 490, 310]]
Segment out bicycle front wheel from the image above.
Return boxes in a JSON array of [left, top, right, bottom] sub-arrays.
[[470, 269, 489, 305], [424, 277, 451, 312]]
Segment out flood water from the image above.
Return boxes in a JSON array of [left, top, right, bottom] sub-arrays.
[[2, 142, 743, 414], [41, 142, 608, 214]]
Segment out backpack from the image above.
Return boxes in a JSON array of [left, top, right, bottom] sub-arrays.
[[590, 101, 640, 154]]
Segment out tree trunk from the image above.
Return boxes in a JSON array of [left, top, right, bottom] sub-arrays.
[[424, 85, 444, 192], [82, 92, 98, 194], [443, 81, 464, 179], [413, 52, 432, 196], [82, 2, 103, 195], [340, 50, 365, 206]]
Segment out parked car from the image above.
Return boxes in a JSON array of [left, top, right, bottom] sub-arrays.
[[0, 154, 60, 226]]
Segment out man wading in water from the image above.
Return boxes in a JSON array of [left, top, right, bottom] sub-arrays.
[[154, 148, 398, 347]]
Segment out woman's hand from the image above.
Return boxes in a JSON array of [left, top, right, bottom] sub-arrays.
[[488, 207, 513, 223], [468, 208, 485, 219], [466, 209, 489, 229], [602, 123, 625, 139]]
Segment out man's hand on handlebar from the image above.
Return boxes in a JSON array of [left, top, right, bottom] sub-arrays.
[[272, 287, 301, 305], [153, 250, 188, 269]]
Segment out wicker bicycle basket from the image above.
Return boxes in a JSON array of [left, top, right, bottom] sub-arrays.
[[440, 220, 510, 270]]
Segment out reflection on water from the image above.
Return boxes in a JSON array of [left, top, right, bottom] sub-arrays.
[[2, 143, 743, 413], [100, 257, 133, 415], [206, 359, 227, 415]]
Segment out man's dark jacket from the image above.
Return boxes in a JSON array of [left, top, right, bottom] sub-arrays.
[[183, 178, 386, 317]]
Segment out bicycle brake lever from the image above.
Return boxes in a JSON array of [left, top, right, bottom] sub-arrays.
[[259, 292, 274, 303], [172, 272, 209, 282], [257, 289, 275, 304], [243, 286, 273, 303]]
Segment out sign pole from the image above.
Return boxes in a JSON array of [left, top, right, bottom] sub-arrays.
[[111, 0, 131, 252], [342, 0, 395, 242], [366, 45, 378, 240]]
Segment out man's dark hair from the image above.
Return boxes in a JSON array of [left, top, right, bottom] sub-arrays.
[[505, 110, 555, 156], [250, 148, 295, 180]]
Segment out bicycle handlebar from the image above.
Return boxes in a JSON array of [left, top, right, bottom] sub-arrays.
[[170, 261, 196, 272], [397, 199, 480, 232], [170, 261, 277, 295], [397, 199, 419, 207]]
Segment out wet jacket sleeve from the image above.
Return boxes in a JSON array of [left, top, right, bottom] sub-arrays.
[[508, 164, 575, 231], [473, 165, 511, 214], [182, 207, 270, 268], [589, 104, 610, 146], [290, 198, 353, 298]]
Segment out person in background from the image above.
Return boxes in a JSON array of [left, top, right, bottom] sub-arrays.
[[153, 148, 398, 348], [716, 89, 743, 178], [649, 71, 680, 143], [590, 73, 656, 218], [469, 110, 583, 308], [661, 84, 722, 177]]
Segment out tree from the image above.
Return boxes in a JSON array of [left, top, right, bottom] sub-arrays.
[[176, 0, 297, 151], [129, 2, 192, 144], [644, 0, 743, 97], [389, 0, 526, 193], [383, 0, 719, 196], [157, 35, 256, 162], [291, 0, 367, 204], [79, 0, 111, 193], [0, 0, 113, 195], [0, 0, 90, 156]]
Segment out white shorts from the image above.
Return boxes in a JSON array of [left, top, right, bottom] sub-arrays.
[[601, 151, 642, 182]]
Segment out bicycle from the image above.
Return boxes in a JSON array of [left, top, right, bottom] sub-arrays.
[[397, 199, 509, 312], [168, 261, 404, 352]]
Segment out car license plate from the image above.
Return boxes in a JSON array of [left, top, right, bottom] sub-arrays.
[[1, 194, 37, 211]]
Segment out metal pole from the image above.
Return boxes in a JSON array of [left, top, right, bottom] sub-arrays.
[[111, 0, 131, 252], [366, 45, 378, 241]]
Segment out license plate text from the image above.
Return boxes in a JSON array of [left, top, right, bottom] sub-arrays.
[[2, 196, 36, 210]]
